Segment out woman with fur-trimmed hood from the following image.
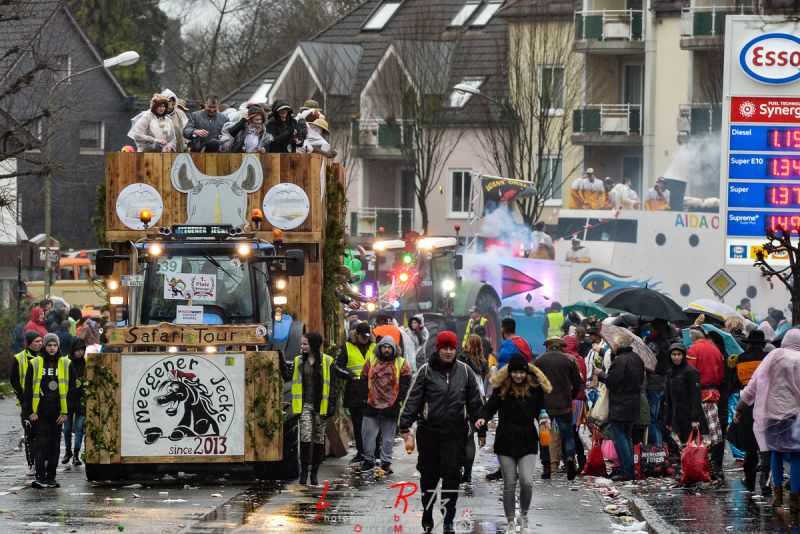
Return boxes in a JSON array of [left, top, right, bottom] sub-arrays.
[[476, 354, 552, 531], [132, 93, 177, 153]]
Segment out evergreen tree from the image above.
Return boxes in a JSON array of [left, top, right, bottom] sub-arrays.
[[69, 0, 168, 97]]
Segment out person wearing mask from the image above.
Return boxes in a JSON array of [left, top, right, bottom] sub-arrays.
[[728, 330, 770, 495], [279, 332, 352, 486], [462, 307, 488, 348], [132, 93, 177, 153], [25, 307, 48, 338], [686, 326, 726, 481], [228, 106, 273, 153], [664, 343, 704, 443], [62, 338, 86, 466], [336, 322, 374, 464], [735, 328, 800, 514], [11, 331, 43, 475], [399, 331, 484, 534], [535, 336, 583, 480], [459, 334, 489, 484], [402, 315, 430, 371], [593, 333, 645, 482], [476, 354, 552, 532], [358, 337, 411, 475], [22, 333, 71, 489], [265, 98, 306, 153], [183, 94, 228, 152]]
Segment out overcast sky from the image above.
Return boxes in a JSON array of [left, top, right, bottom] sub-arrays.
[[159, 0, 216, 30]]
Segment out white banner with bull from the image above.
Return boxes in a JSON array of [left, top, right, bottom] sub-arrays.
[[121, 353, 245, 457]]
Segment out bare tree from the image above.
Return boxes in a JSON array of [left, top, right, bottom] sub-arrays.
[[369, 40, 464, 234], [754, 225, 800, 325], [0, 1, 89, 242], [477, 20, 584, 227]]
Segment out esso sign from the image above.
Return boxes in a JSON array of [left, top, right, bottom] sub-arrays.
[[740, 33, 800, 84]]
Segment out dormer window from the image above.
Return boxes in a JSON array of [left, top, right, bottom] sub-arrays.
[[450, 1, 480, 27], [363, 2, 402, 31], [471, 1, 503, 27]]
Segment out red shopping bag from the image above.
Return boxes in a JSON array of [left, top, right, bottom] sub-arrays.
[[680, 430, 711, 486], [581, 429, 608, 477]]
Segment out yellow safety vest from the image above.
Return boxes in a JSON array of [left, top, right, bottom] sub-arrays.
[[345, 342, 374, 378], [546, 312, 565, 338], [462, 317, 488, 347], [13, 350, 34, 406], [735, 307, 756, 322], [30, 356, 69, 415], [290, 353, 332, 416]]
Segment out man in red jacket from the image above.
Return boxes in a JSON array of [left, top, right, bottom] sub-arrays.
[[686, 326, 725, 480]]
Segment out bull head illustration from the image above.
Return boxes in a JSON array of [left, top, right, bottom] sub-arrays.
[[170, 154, 263, 226]]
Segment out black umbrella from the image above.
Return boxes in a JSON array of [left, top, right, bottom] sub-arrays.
[[596, 287, 688, 322]]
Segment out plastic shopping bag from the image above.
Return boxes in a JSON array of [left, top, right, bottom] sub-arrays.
[[588, 384, 609, 424], [601, 438, 618, 466], [680, 430, 711, 486], [581, 428, 608, 477]]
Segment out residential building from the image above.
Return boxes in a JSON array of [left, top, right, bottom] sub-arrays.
[[226, 0, 511, 242], [0, 0, 134, 254]]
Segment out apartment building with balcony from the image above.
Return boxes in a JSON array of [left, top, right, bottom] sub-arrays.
[[226, 0, 510, 243]]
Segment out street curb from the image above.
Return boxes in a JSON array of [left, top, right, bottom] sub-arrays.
[[619, 488, 680, 534]]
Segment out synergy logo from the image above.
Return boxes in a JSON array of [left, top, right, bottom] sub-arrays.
[[729, 245, 747, 259], [738, 100, 756, 118], [740, 33, 800, 84]]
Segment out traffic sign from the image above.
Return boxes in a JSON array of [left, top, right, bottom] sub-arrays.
[[706, 269, 736, 298]]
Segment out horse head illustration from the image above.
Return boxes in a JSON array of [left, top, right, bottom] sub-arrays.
[[146, 370, 221, 443], [170, 153, 263, 226]]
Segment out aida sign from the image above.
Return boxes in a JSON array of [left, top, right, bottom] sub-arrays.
[[740, 33, 800, 84]]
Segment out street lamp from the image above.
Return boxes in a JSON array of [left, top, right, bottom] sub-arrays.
[[43, 51, 139, 298], [453, 83, 503, 106]]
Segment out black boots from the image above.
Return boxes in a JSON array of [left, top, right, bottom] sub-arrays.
[[461, 461, 473, 484], [310, 444, 325, 486], [72, 448, 82, 466], [299, 442, 311, 485], [759, 452, 772, 497], [61, 449, 72, 465], [710, 443, 725, 482]]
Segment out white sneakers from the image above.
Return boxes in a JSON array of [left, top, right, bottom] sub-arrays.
[[517, 515, 529, 532], [25, 466, 36, 476]]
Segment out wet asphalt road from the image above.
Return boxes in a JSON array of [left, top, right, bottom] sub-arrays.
[[0, 398, 621, 534]]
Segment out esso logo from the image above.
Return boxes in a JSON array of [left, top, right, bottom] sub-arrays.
[[740, 33, 800, 84], [732, 246, 745, 254]]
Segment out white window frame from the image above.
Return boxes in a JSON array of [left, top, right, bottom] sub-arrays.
[[363, 2, 402, 31], [450, 1, 480, 27], [470, 1, 503, 27], [79, 121, 105, 154], [449, 77, 484, 108], [540, 155, 564, 206], [538, 64, 565, 116], [448, 168, 472, 218]]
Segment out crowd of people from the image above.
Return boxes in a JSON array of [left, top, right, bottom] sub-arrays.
[[10, 299, 99, 489], [568, 167, 672, 212], [283, 304, 799, 533], [129, 91, 337, 158]]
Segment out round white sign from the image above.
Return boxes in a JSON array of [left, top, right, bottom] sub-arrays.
[[262, 183, 310, 230], [116, 183, 164, 230]]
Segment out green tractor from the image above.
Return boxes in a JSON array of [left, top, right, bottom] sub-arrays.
[[369, 235, 501, 349]]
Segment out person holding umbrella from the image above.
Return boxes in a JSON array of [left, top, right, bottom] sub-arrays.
[[593, 333, 645, 481]]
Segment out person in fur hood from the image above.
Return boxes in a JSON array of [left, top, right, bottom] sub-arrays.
[[476, 354, 552, 532], [131, 93, 177, 152]]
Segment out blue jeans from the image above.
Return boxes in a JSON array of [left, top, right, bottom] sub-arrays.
[[63, 413, 85, 453], [771, 451, 800, 493], [645, 389, 664, 445], [611, 421, 635, 477], [553, 414, 575, 458]]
